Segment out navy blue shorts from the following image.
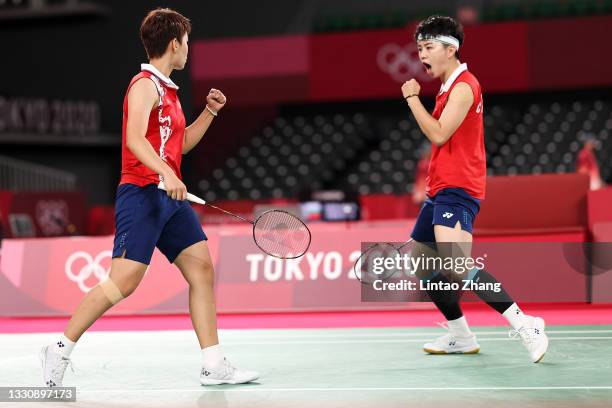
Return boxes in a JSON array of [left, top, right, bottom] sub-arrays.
[[410, 187, 480, 244], [112, 183, 207, 265]]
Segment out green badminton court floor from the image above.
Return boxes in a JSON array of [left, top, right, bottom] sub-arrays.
[[1, 325, 612, 407]]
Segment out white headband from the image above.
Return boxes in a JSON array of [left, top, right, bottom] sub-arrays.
[[417, 34, 460, 50]]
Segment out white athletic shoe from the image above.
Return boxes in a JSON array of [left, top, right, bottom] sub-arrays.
[[510, 315, 549, 363], [200, 358, 259, 385], [40, 346, 73, 387], [423, 332, 480, 354]]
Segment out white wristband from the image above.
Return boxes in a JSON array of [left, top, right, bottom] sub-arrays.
[[205, 105, 218, 117]]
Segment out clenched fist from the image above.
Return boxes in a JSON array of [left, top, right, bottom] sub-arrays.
[[206, 88, 227, 112], [401, 79, 421, 99]]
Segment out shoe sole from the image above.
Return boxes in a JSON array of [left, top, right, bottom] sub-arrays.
[[532, 317, 549, 364], [423, 347, 480, 355], [201, 375, 259, 386]]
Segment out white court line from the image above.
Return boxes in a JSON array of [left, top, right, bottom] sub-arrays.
[[216, 329, 612, 338], [78, 386, 612, 393], [3, 336, 610, 365], [219, 336, 612, 345], [2, 336, 611, 362]]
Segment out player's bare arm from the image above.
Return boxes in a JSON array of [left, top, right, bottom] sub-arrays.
[[183, 88, 227, 154], [402, 80, 473, 146], [126, 78, 187, 200]]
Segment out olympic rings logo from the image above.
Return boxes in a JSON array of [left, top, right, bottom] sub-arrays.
[[65, 250, 112, 293], [376, 43, 432, 83]]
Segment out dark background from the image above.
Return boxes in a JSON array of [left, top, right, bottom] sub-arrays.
[[1, 0, 609, 204]]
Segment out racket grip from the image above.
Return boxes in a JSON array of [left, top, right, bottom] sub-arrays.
[[186, 192, 206, 205], [157, 182, 207, 205]]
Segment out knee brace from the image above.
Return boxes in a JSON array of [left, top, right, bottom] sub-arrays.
[[99, 278, 124, 305]]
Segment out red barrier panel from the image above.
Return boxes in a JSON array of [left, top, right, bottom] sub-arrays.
[[0, 223, 412, 316], [528, 16, 612, 90], [358, 174, 589, 229], [587, 187, 612, 232], [214, 223, 413, 313], [0, 219, 598, 316], [0, 190, 86, 238], [191, 35, 309, 105], [476, 173, 589, 235], [192, 16, 612, 106], [309, 21, 530, 101], [360, 193, 420, 220], [85, 206, 115, 236], [590, 222, 612, 304], [0, 230, 220, 316]]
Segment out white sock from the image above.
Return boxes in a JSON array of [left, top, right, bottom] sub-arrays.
[[447, 316, 473, 338], [52, 335, 76, 358], [202, 344, 224, 368], [502, 303, 526, 330]]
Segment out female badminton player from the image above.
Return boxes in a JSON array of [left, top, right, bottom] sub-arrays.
[[41, 8, 258, 386], [401, 15, 549, 362]]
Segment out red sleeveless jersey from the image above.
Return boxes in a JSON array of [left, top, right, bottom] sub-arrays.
[[426, 64, 486, 200], [119, 64, 186, 187]]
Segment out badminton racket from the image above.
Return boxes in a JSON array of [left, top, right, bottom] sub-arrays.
[[353, 239, 414, 284], [158, 182, 311, 259]]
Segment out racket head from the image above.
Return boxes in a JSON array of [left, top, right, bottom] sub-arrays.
[[353, 242, 402, 284], [252, 210, 311, 259]]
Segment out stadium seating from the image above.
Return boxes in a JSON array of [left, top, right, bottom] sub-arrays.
[[312, 0, 612, 33], [198, 113, 375, 202], [199, 97, 611, 201]]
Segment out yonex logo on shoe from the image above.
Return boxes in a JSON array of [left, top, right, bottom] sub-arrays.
[[442, 212, 454, 219], [202, 370, 211, 376], [449, 341, 456, 346], [57, 342, 65, 348]]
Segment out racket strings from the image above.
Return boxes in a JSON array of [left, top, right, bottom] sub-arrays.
[[254, 211, 311, 258], [355, 243, 402, 284], [354, 239, 414, 284]]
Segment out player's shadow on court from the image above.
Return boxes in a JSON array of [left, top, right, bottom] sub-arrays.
[[197, 382, 262, 408]]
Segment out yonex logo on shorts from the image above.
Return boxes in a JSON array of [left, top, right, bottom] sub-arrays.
[[442, 212, 454, 219]]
